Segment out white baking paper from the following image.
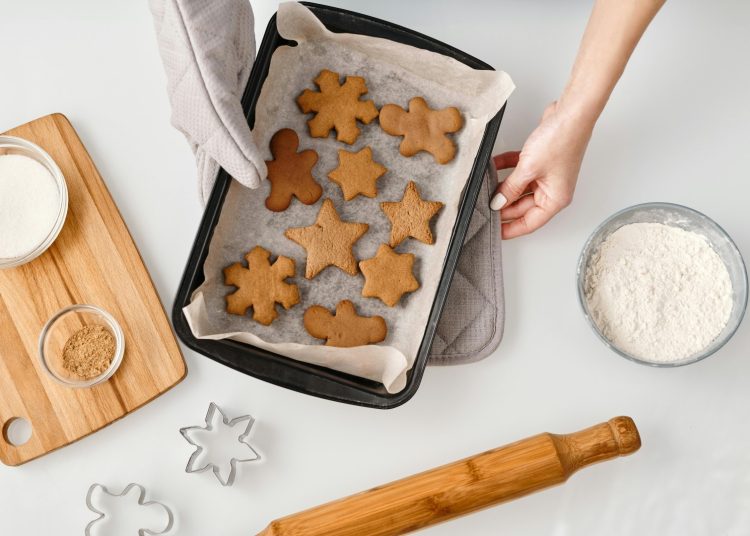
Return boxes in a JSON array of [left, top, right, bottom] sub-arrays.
[[184, 2, 514, 393]]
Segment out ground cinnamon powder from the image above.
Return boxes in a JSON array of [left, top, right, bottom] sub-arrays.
[[62, 325, 115, 380]]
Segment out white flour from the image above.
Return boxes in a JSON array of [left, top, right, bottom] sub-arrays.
[[0, 154, 60, 259], [584, 222, 733, 362]]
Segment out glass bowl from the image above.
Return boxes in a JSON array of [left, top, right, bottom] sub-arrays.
[[0, 135, 68, 269], [38, 304, 125, 388], [577, 202, 748, 367]]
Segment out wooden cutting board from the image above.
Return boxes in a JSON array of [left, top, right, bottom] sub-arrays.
[[0, 114, 186, 466]]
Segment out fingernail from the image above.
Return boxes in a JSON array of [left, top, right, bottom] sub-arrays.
[[490, 192, 507, 211]]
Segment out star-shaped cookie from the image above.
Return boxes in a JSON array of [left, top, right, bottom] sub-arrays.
[[379, 97, 463, 164], [359, 244, 420, 307], [285, 199, 369, 279], [265, 128, 322, 212], [297, 69, 379, 144], [381, 181, 444, 247], [328, 147, 387, 201]]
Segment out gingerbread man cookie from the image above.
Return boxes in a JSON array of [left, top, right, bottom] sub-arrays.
[[359, 244, 419, 307], [284, 199, 369, 279], [265, 128, 322, 212], [328, 147, 387, 201], [297, 69, 379, 144], [379, 97, 463, 164], [381, 181, 444, 247], [224, 246, 300, 325], [304, 300, 387, 347]]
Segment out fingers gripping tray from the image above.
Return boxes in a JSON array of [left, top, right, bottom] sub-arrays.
[[172, 2, 508, 408]]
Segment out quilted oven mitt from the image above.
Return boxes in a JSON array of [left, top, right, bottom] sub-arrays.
[[149, 0, 267, 205], [150, 0, 504, 364]]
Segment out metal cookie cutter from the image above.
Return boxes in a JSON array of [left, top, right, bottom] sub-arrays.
[[85, 482, 174, 536], [180, 402, 261, 486]]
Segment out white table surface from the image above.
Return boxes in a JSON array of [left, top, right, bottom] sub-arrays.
[[2, 1, 749, 534]]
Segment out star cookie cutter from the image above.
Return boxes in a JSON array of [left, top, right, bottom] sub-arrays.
[[85, 482, 174, 536], [179, 402, 261, 486]]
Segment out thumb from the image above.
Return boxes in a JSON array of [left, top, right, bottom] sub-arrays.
[[196, 148, 220, 206], [490, 163, 533, 211]]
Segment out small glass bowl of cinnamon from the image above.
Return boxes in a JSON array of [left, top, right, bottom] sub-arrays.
[[38, 304, 125, 388]]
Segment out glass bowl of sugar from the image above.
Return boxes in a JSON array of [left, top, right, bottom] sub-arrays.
[[0, 136, 68, 269], [577, 202, 748, 367]]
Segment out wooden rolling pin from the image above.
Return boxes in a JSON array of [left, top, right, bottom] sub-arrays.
[[257, 417, 640, 536]]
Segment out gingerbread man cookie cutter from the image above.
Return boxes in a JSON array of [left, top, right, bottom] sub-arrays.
[[179, 402, 261, 487], [85, 482, 174, 536]]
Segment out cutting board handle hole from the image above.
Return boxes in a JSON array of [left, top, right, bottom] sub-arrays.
[[3, 417, 32, 446]]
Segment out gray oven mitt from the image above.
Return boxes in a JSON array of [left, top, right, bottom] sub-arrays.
[[429, 164, 504, 365], [150, 0, 504, 364], [149, 0, 267, 205]]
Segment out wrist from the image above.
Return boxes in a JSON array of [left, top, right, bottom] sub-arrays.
[[557, 84, 605, 131]]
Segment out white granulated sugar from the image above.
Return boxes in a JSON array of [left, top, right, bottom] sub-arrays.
[[0, 154, 60, 259], [584, 222, 733, 363]]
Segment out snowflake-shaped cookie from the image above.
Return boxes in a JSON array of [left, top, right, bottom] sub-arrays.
[[224, 246, 300, 325], [297, 69, 379, 144]]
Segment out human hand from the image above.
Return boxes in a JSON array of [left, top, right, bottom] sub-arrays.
[[490, 101, 594, 239]]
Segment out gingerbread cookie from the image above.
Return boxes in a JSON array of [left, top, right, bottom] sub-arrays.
[[379, 97, 463, 164], [296, 69, 379, 145], [328, 147, 387, 201], [284, 198, 369, 279], [304, 300, 387, 347], [224, 246, 300, 325], [359, 244, 419, 307], [381, 181, 444, 247], [265, 128, 322, 212]]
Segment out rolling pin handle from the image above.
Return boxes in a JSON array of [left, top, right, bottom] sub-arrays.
[[609, 416, 641, 455], [552, 416, 641, 476]]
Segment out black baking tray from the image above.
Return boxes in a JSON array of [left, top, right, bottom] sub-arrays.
[[172, 2, 506, 409]]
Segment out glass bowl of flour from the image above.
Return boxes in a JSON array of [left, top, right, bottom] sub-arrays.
[[578, 202, 747, 367], [0, 136, 68, 269]]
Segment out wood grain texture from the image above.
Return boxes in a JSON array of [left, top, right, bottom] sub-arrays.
[[257, 417, 640, 536], [0, 114, 186, 466]]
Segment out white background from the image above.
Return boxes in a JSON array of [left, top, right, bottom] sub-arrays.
[[1, 1, 749, 534]]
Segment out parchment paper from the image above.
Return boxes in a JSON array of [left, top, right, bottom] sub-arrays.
[[184, 2, 514, 393]]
